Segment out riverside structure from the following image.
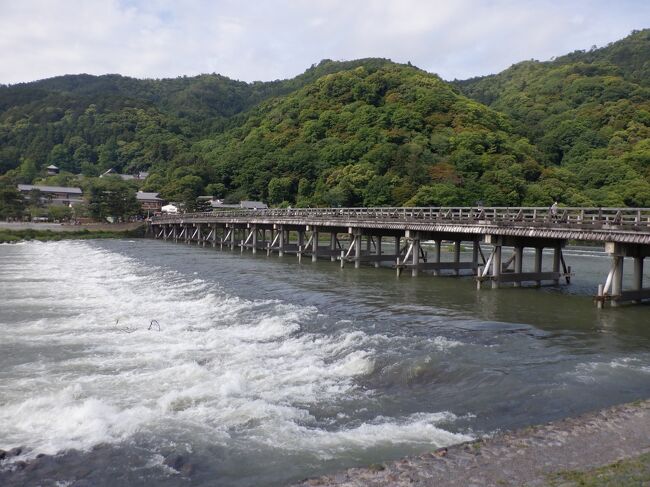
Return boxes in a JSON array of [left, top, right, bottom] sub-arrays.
[[150, 207, 650, 307]]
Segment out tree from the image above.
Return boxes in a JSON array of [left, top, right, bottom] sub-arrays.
[[267, 177, 294, 205], [87, 178, 139, 221], [0, 179, 25, 219]]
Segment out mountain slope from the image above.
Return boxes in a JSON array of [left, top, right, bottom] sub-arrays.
[[1, 30, 649, 209], [181, 63, 542, 207], [454, 29, 650, 206]]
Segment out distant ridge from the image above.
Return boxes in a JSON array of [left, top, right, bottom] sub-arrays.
[[0, 30, 648, 209]]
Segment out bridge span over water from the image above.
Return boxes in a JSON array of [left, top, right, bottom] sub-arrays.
[[150, 207, 650, 307]]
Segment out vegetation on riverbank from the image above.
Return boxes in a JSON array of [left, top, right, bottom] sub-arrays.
[[0, 226, 145, 243], [549, 451, 650, 486]]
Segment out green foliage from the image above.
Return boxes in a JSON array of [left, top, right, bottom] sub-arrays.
[[1, 30, 649, 208], [455, 29, 650, 207], [0, 178, 25, 219], [86, 177, 140, 221]]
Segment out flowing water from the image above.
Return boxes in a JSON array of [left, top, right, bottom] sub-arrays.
[[1, 239, 649, 486]]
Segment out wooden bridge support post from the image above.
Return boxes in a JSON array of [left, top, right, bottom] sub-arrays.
[[312, 228, 319, 262], [230, 225, 236, 250], [330, 233, 337, 262], [472, 239, 479, 275]]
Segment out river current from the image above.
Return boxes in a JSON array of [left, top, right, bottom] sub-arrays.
[[1, 239, 649, 486]]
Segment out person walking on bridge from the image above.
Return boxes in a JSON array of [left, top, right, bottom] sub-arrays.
[[550, 201, 558, 222]]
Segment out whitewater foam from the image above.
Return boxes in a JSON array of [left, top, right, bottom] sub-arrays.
[[0, 240, 470, 461]]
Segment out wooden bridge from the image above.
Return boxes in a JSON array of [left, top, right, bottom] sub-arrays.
[[149, 207, 650, 307]]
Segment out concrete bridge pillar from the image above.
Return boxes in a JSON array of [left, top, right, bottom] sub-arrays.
[[410, 232, 421, 277], [277, 225, 285, 257], [553, 244, 561, 285], [375, 237, 382, 268], [454, 241, 461, 276], [534, 247, 543, 286], [354, 231, 362, 269], [513, 246, 523, 288], [634, 256, 644, 303], [599, 242, 650, 307], [312, 228, 319, 262], [434, 239, 442, 276], [611, 255, 624, 307], [491, 241, 502, 289]]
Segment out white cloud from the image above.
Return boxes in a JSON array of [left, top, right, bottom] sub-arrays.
[[0, 0, 647, 85]]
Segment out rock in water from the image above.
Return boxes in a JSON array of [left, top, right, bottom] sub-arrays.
[[163, 453, 185, 471]]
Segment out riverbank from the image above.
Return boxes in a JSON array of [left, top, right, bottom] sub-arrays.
[[296, 399, 650, 486], [0, 224, 145, 243]]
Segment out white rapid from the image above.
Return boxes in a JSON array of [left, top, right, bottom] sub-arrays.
[[0, 241, 471, 460]]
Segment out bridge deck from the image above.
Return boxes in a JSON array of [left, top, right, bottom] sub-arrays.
[[151, 206, 650, 244]]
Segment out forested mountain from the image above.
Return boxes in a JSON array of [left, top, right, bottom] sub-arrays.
[[1, 30, 649, 211], [454, 29, 650, 206]]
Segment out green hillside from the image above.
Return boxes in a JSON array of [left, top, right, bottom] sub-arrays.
[[1, 30, 649, 212], [455, 29, 650, 206], [182, 64, 541, 207]]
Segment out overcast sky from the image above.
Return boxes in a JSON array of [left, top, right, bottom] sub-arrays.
[[1, 0, 648, 85]]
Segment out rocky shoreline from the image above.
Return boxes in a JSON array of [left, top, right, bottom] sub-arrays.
[[295, 399, 650, 486]]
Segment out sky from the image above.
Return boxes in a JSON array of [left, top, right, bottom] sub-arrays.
[[0, 0, 648, 85]]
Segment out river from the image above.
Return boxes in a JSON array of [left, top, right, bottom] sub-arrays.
[[1, 239, 649, 486]]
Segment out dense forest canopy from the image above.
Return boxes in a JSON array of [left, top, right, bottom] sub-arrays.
[[1, 29, 649, 211]]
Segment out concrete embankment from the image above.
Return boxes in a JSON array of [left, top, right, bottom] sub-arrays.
[[296, 399, 650, 486]]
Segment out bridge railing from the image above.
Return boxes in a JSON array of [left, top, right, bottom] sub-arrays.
[[151, 207, 650, 229]]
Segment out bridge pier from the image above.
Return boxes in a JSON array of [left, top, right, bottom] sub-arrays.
[[375, 237, 382, 268], [311, 227, 319, 262], [597, 243, 650, 307], [477, 236, 570, 289], [149, 205, 650, 307], [433, 239, 441, 276]]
